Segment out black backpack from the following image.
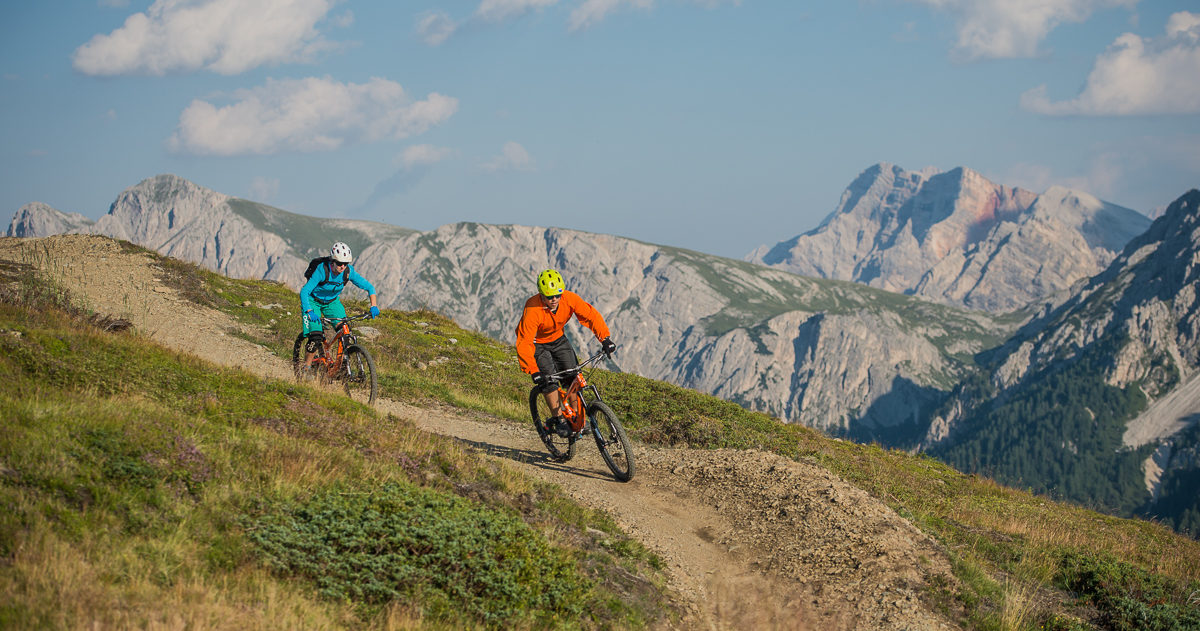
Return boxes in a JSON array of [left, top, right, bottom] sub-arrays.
[[304, 256, 349, 286]]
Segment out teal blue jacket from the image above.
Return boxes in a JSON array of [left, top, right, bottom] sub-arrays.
[[300, 261, 376, 314]]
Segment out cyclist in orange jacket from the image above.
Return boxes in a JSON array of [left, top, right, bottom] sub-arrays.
[[516, 269, 617, 437]]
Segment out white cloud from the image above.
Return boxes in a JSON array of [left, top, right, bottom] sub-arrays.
[[689, 0, 742, 8], [419, 0, 737, 40], [476, 0, 559, 22], [912, 0, 1136, 60], [72, 0, 340, 76], [167, 76, 459, 156], [417, 11, 458, 45], [397, 144, 454, 169], [1020, 11, 1200, 115], [248, 176, 280, 201], [483, 141, 535, 171], [569, 0, 652, 31], [1002, 152, 1124, 198]]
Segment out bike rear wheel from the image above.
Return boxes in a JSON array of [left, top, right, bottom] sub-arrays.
[[589, 401, 634, 482], [291, 334, 307, 381], [342, 344, 377, 406], [529, 388, 576, 462], [292, 333, 326, 382]]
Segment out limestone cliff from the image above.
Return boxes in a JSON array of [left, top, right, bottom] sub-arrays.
[[747, 164, 1150, 312]]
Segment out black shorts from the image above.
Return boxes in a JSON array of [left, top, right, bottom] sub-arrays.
[[534, 336, 578, 393]]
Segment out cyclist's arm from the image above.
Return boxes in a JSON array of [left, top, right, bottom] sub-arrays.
[[514, 307, 541, 374], [299, 273, 321, 314], [565, 291, 611, 342], [346, 265, 377, 296]]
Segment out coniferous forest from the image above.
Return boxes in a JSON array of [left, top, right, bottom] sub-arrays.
[[932, 340, 1200, 536]]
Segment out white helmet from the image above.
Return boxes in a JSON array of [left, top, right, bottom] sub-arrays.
[[330, 242, 353, 263]]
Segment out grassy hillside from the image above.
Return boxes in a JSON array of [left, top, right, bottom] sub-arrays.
[[0, 260, 673, 630], [6, 244, 1200, 631], [168, 251, 1200, 631]]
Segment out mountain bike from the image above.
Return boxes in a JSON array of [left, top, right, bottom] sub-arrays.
[[292, 312, 378, 406], [529, 349, 635, 482]]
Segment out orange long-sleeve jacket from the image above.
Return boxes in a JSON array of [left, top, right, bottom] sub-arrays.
[[515, 290, 611, 374]]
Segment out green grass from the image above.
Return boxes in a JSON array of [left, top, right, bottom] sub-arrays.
[[0, 265, 675, 630], [1055, 551, 1200, 631], [226, 198, 416, 261], [31, 242, 1200, 631], [246, 480, 590, 625]]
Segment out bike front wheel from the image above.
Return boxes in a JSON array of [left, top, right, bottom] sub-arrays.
[[588, 401, 634, 482], [530, 388, 576, 462], [342, 345, 377, 406]]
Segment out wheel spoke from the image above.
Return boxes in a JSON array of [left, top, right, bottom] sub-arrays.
[[590, 401, 634, 482], [341, 345, 377, 406], [530, 388, 575, 462]]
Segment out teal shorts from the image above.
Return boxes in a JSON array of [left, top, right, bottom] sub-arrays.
[[302, 299, 347, 336]]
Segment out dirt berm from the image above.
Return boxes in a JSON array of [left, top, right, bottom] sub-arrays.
[[1, 234, 962, 630]]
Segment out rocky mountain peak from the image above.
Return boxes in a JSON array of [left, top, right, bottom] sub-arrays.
[[93, 174, 231, 245], [6, 202, 94, 237], [747, 164, 1148, 311]]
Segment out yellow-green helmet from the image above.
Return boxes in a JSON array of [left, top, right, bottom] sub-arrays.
[[536, 269, 565, 297]]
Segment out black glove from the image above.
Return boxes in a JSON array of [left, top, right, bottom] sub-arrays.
[[531, 372, 549, 386], [601, 337, 617, 356]]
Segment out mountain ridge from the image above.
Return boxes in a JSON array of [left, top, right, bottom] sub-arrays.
[[10, 172, 1199, 536], [7, 173, 1015, 443], [747, 163, 1151, 311], [926, 189, 1200, 534]]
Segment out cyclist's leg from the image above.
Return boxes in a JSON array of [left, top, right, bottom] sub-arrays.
[[302, 307, 323, 368], [323, 299, 347, 323], [322, 299, 347, 356], [535, 336, 577, 417], [533, 342, 561, 415], [303, 300, 346, 367]]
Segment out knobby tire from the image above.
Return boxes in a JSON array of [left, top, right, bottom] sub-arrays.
[[529, 388, 576, 462], [342, 344, 377, 406], [589, 401, 635, 482], [292, 333, 327, 382], [291, 333, 308, 381]]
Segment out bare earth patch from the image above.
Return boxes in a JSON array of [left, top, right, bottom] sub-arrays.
[[2, 234, 961, 630]]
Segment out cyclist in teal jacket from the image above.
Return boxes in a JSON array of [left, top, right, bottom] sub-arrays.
[[300, 241, 380, 370]]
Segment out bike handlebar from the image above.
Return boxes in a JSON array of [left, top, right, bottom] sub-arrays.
[[544, 349, 611, 382], [319, 312, 373, 326]]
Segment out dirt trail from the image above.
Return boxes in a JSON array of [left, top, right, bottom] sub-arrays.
[[2, 234, 960, 630]]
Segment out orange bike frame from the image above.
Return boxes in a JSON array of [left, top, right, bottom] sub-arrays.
[[558, 374, 589, 432], [314, 321, 351, 377]]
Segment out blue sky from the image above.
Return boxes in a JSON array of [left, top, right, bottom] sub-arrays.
[[2, 1, 1198, 259]]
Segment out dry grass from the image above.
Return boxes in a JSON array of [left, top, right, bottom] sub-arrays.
[[0, 526, 354, 631], [0, 281, 674, 630]]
